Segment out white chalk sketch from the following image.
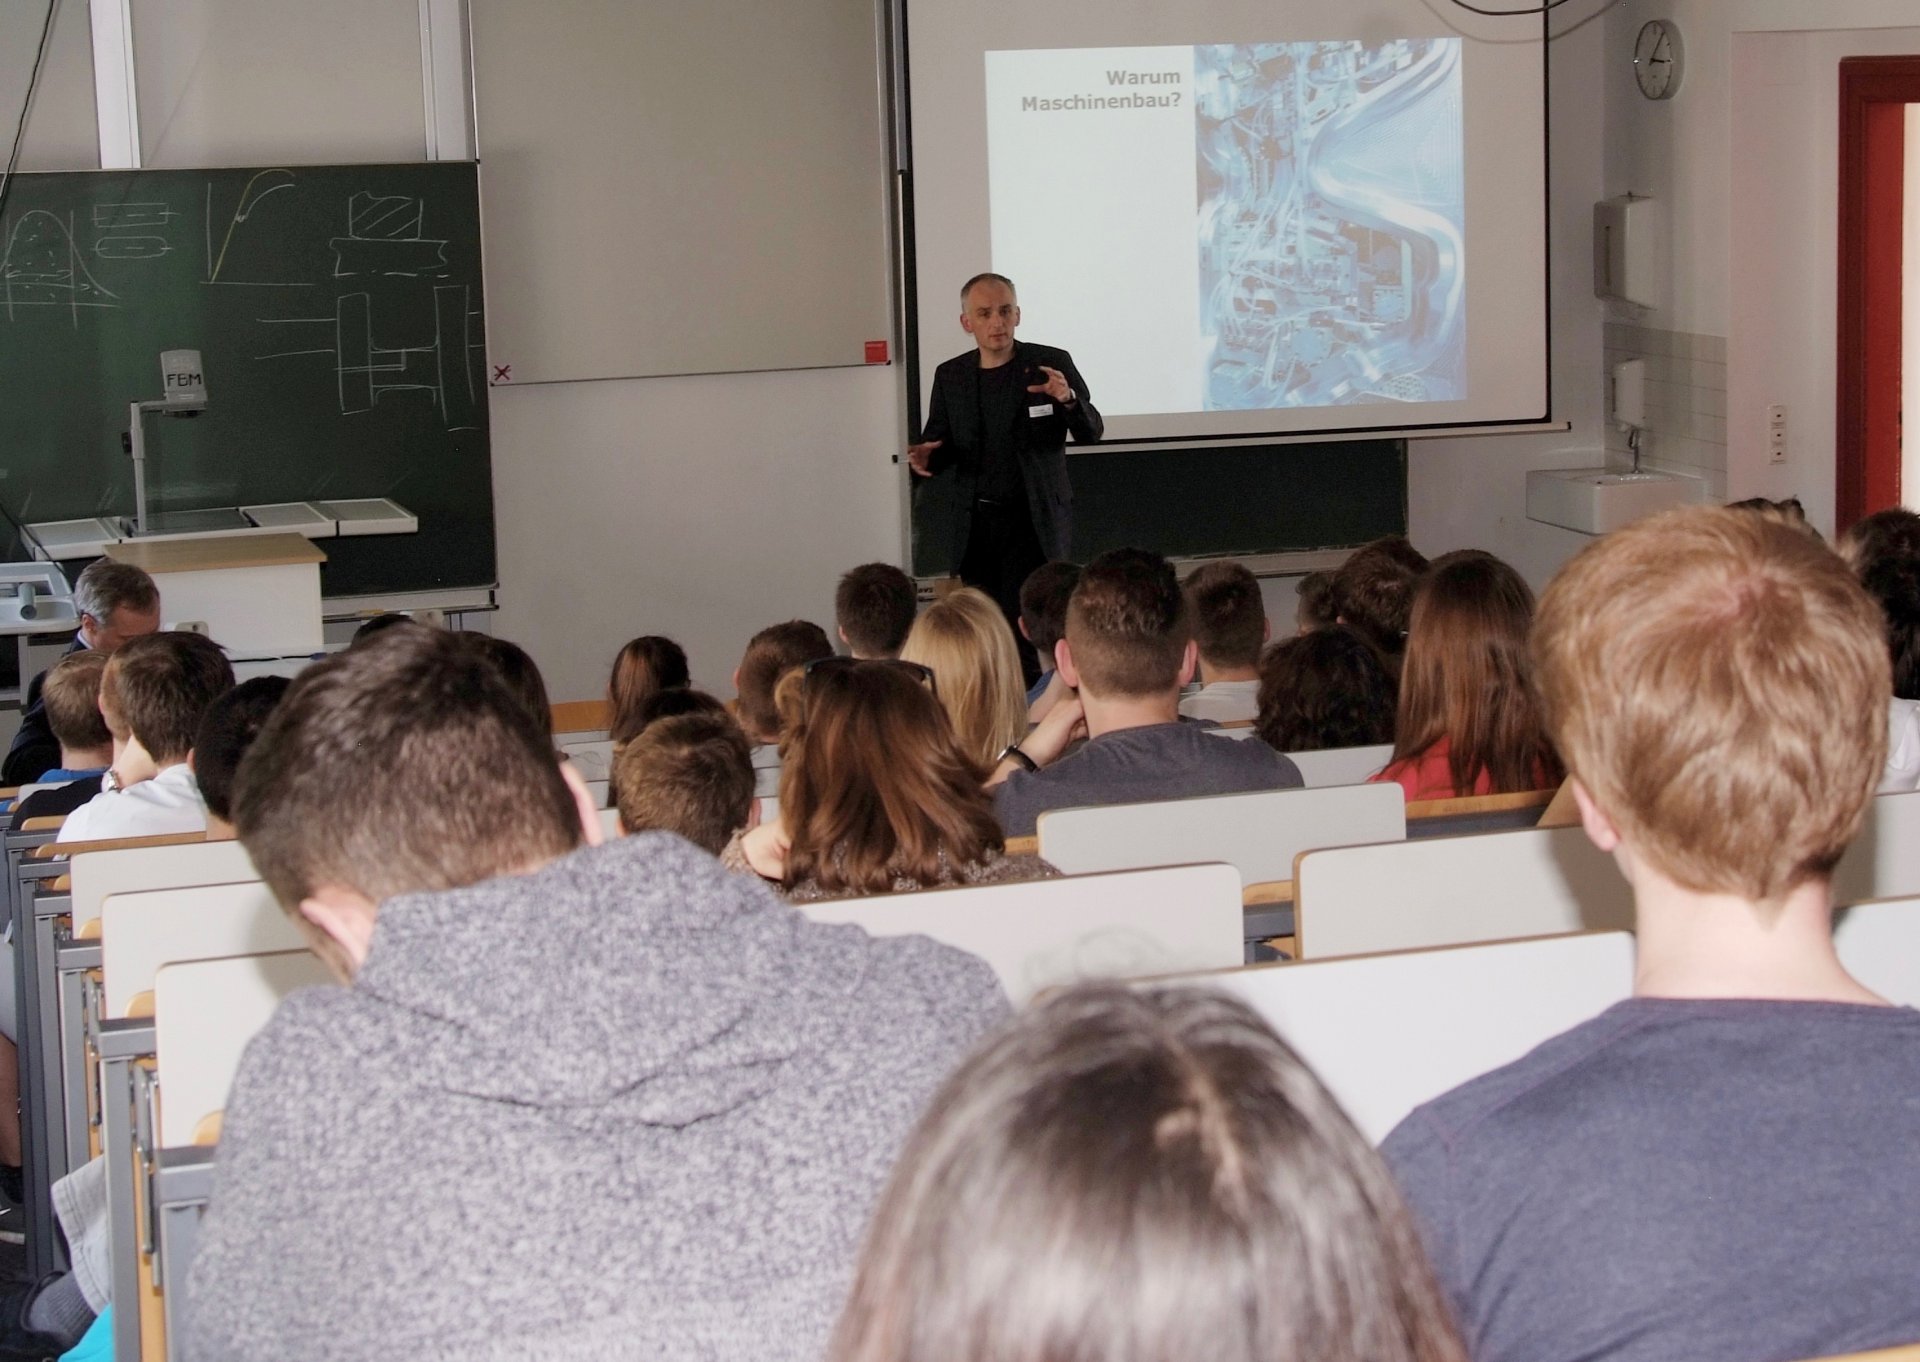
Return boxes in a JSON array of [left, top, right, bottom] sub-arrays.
[[94, 236, 171, 260], [93, 203, 179, 230], [252, 285, 479, 430], [204, 169, 312, 286], [1, 210, 119, 325], [330, 191, 449, 278]]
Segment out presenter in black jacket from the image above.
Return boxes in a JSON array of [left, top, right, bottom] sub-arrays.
[[908, 273, 1103, 679]]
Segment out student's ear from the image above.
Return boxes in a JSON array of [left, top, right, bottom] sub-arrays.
[[295, 886, 378, 983], [745, 799, 763, 831], [1262, 617, 1272, 643], [1568, 777, 1622, 854], [837, 625, 849, 646], [1018, 617, 1032, 643], [1055, 638, 1080, 690], [732, 666, 741, 692], [1176, 638, 1199, 688], [558, 760, 605, 848]]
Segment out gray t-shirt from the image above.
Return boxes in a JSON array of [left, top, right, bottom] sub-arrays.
[[993, 721, 1302, 837], [1382, 998, 1920, 1362]]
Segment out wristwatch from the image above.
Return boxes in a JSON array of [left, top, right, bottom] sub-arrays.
[[998, 744, 1039, 773]]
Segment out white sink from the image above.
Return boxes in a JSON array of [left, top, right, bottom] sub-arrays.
[[1526, 467, 1702, 536]]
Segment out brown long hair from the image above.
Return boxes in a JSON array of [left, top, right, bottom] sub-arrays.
[[1392, 551, 1560, 795], [828, 983, 1470, 1362], [607, 636, 690, 746], [776, 663, 1003, 895]]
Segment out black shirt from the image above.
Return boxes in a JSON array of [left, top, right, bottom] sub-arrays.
[[9, 776, 104, 830], [974, 360, 1027, 503]]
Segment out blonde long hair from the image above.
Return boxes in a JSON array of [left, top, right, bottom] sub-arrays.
[[900, 588, 1028, 768]]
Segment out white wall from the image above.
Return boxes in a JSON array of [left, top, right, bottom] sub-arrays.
[[133, 0, 425, 167], [1405, 7, 1608, 593], [0, 0, 98, 170], [488, 368, 906, 699]]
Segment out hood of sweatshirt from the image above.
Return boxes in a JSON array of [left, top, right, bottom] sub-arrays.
[[351, 831, 879, 1126]]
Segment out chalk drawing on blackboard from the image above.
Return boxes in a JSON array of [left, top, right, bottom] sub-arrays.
[[251, 285, 479, 430], [95, 237, 171, 260], [93, 203, 179, 230], [330, 192, 450, 279], [205, 169, 311, 287], [1, 210, 118, 324]]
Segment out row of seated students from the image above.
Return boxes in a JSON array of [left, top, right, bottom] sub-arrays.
[[10, 502, 1920, 1358], [184, 507, 1920, 1356]]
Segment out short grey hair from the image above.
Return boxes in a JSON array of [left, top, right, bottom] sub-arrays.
[[960, 272, 1016, 306], [72, 560, 159, 627]]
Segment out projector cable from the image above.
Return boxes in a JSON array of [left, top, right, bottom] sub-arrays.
[[1445, 0, 1585, 14], [0, 0, 61, 225]]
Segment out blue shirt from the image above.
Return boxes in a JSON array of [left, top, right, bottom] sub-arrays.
[[1383, 998, 1920, 1362]]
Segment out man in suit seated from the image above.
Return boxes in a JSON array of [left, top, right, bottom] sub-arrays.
[[990, 548, 1302, 837], [2, 560, 160, 786], [186, 625, 1006, 1362], [1383, 505, 1920, 1362]]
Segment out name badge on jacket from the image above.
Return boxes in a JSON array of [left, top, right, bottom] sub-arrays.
[[1028, 403, 1054, 417]]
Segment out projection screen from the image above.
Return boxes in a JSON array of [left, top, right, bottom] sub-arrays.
[[902, 0, 1549, 444]]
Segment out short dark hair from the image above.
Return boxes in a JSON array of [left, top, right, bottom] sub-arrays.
[[193, 676, 291, 821], [614, 713, 755, 855], [835, 564, 918, 659], [736, 621, 834, 741], [1255, 626, 1398, 753], [1331, 537, 1427, 655], [1841, 506, 1920, 701], [41, 650, 111, 753], [1295, 570, 1337, 632], [1064, 549, 1189, 698], [1018, 561, 1081, 659], [1182, 561, 1266, 669], [100, 633, 235, 765], [72, 560, 158, 629], [960, 272, 1015, 304], [464, 634, 553, 745], [233, 626, 581, 909]]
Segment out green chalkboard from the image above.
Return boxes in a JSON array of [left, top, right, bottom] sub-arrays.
[[911, 440, 1406, 574], [0, 162, 491, 596]]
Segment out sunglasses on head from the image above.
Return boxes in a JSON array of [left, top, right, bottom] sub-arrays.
[[802, 655, 938, 697]]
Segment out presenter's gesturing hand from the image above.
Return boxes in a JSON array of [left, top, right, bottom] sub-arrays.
[[1027, 365, 1075, 406], [906, 439, 942, 477]]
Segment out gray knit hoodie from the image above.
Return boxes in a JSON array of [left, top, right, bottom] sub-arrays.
[[183, 832, 1008, 1361]]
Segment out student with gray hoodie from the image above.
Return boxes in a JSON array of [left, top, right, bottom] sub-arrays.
[[184, 625, 1008, 1362]]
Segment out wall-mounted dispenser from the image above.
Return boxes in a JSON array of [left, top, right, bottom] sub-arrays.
[[1593, 194, 1660, 308]]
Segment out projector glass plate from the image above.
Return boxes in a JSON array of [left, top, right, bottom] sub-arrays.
[[132, 508, 257, 537]]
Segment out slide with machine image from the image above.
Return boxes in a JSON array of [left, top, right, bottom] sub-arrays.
[[985, 38, 1465, 420]]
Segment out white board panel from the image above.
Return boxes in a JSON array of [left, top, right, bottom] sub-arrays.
[[471, 0, 892, 382]]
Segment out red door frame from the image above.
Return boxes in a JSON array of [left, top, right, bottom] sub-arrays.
[[1837, 57, 1920, 532]]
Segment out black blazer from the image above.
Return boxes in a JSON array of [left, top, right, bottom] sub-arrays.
[[916, 340, 1103, 563]]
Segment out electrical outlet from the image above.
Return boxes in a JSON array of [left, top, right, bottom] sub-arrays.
[[1767, 404, 1787, 464]]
